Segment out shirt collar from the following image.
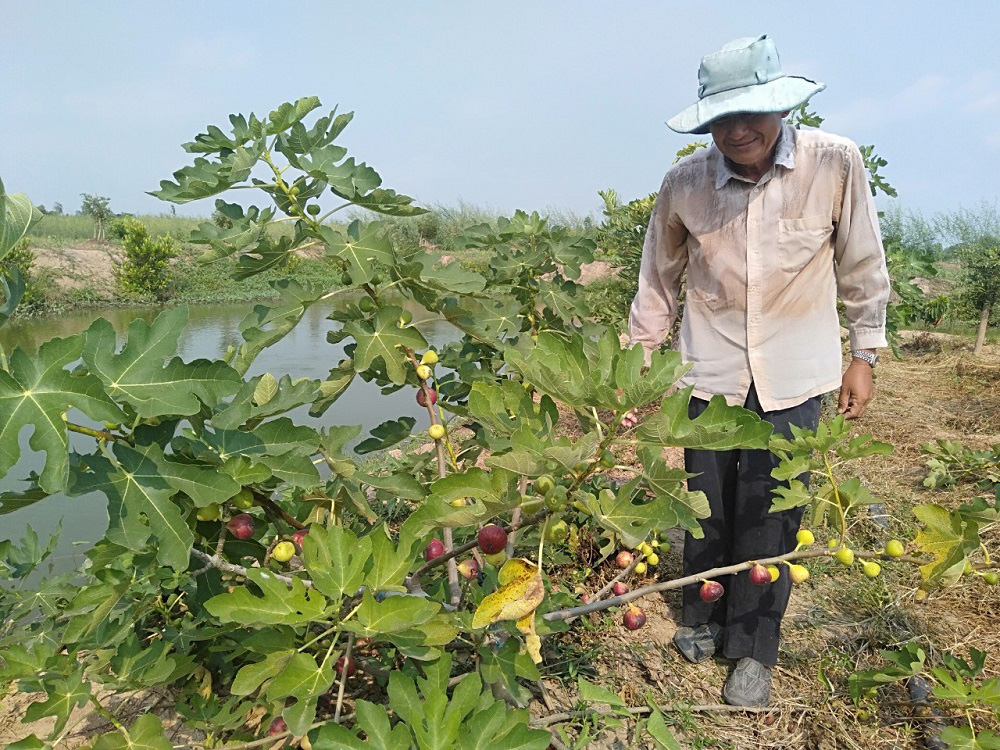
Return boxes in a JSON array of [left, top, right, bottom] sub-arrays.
[[714, 123, 797, 190]]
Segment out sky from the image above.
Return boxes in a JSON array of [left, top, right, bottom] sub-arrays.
[[2, 2, 998, 222]]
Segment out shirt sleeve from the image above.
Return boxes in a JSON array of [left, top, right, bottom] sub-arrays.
[[627, 175, 689, 365], [833, 144, 891, 350]]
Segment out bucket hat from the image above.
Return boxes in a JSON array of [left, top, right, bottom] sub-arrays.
[[667, 35, 825, 135]]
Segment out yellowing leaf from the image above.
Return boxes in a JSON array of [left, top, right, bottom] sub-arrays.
[[913, 504, 979, 589], [253, 372, 278, 406], [516, 612, 542, 664], [471, 558, 544, 629]]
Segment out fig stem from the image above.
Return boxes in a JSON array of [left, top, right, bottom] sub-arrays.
[[333, 632, 354, 723]]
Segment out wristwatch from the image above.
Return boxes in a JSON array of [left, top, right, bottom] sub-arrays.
[[851, 349, 878, 367]]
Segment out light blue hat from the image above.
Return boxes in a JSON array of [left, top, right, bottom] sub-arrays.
[[667, 35, 825, 135]]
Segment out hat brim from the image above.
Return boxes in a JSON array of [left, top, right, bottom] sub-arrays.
[[667, 76, 826, 135]]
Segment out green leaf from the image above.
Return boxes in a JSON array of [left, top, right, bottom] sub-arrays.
[[354, 699, 412, 750], [320, 220, 394, 285], [303, 526, 371, 606], [231, 649, 294, 696], [939, 728, 1000, 750], [267, 97, 323, 135], [84, 308, 241, 417], [0, 267, 26, 329], [441, 296, 523, 344], [346, 590, 441, 637], [467, 380, 557, 440], [90, 715, 173, 750], [214, 374, 320, 429], [23, 669, 91, 735], [769, 479, 813, 513], [233, 279, 326, 375], [310, 359, 356, 417], [204, 568, 327, 626], [319, 425, 361, 478], [645, 709, 682, 750], [640, 448, 708, 537], [69, 445, 193, 570], [349, 187, 426, 216], [150, 150, 260, 204], [141, 443, 240, 508], [267, 652, 336, 736], [0, 334, 124, 492], [402, 253, 487, 294], [344, 307, 428, 386], [577, 676, 628, 707], [848, 645, 925, 703], [188, 202, 274, 263], [913, 504, 981, 589], [637, 387, 773, 450], [4, 736, 46, 750], [0, 178, 41, 260], [355, 416, 416, 455], [365, 527, 417, 593]]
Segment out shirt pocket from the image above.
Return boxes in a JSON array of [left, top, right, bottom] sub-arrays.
[[777, 214, 832, 273]]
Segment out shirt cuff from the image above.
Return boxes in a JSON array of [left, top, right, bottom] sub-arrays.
[[849, 327, 888, 350]]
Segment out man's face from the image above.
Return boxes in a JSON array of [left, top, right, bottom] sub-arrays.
[[708, 112, 786, 170]]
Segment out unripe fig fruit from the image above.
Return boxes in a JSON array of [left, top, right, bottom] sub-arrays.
[[634, 561, 648, 575], [416, 388, 437, 407], [885, 539, 905, 557], [226, 513, 255, 540], [484, 550, 507, 567], [292, 528, 309, 550], [612, 581, 629, 596], [834, 547, 855, 566], [416, 364, 432, 380], [862, 561, 881, 578], [196, 503, 221, 522], [420, 349, 439, 365], [397, 309, 413, 326], [623, 606, 647, 630], [796, 529, 815, 546], [424, 539, 445, 562], [964, 561, 975, 575], [478, 524, 508, 554], [616, 550, 634, 569], [457, 558, 480, 579], [535, 475, 555, 494], [450, 498, 467, 507], [699, 580, 724, 602], [788, 564, 810, 584], [428, 424, 446, 440], [272, 541, 296, 563], [982, 572, 999, 586], [599, 449, 615, 468], [232, 487, 255, 510], [545, 520, 569, 543], [306, 203, 321, 216], [827, 538, 840, 549], [268, 717, 287, 736], [335, 655, 356, 677], [650, 539, 660, 548], [358, 296, 377, 313], [638, 542, 653, 556], [520, 495, 545, 514], [103, 421, 119, 430], [749, 564, 771, 585], [766, 565, 781, 582], [646, 553, 659, 566]]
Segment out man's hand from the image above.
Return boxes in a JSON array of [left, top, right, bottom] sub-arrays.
[[837, 360, 874, 420]]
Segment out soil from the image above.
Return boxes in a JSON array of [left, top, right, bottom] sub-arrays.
[[2, 329, 998, 748], [33, 240, 118, 292]]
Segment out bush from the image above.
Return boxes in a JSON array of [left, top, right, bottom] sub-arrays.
[[0, 238, 46, 314], [113, 220, 176, 301], [108, 215, 144, 240]]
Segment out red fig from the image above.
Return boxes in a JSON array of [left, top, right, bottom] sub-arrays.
[[416, 388, 437, 407], [699, 580, 724, 603], [335, 655, 356, 677], [612, 581, 629, 596], [581, 594, 591, 604], [616, 550, 634, 569], [268, 717, 287, 736], [477, 524, 508, 555], [457, 558, 480, 579], [749, 564, 771, 586], [226, 513, 255, 540], [292, 527, 309, 550], [424, 539, 445, 561], [623, 606, 646, 630]]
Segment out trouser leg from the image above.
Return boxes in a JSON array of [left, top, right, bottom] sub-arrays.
[[721, 384, 821, 667], [681, 397, 739, 627]]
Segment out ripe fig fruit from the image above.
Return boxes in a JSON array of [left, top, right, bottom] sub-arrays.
[[268, 717, 287, 736], [272, 541, 296, 563], [623, 605, 647, 630], [612, 581, 629, 596], [428, 424, 446, 440], [335, 655, 356, 677], [634, 561, 647, 575], [478, 524, 508, 554], [788, 564, 810, 584], [699, 580, 724, 603], [232, 487, 255, 510], [749, 563, 771, 585], [292, 528, 309, 550], [885, 539, 905, 557], [416, 388, 437, 407], [766, 564, 781, 582], [484, 550, 507, 567], [616, 550, 634, 569], [581, 594, 591, 604], [834, 547, 855, 566], [196, 503, 221, 522], [416, 364, 432, 380], [862, 561, 881, 578], [796, 529, 815, 546], [226, 513, 255, 540], [457, 558, 480, 579], [420, 349, 439, 365], [424, 539, 445, 562], [646, 553, 659, 566]]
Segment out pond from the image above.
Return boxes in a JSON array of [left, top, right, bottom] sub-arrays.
[[0, 299, 456, 576]]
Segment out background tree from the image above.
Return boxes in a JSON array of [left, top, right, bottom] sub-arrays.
[[79, 192, 112, 240]]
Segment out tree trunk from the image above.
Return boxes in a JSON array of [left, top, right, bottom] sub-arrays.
[[973, 300, 991, 355]]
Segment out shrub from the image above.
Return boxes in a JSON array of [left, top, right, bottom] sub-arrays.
[[108, 215, 144, 240], [0, 238, 46, 314], [113, 220, 176, 301]]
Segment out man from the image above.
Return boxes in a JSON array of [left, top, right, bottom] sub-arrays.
[[626, 35, 891, 706]]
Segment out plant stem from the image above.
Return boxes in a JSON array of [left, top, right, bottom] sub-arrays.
[[66, 421, 127, 443], [333, 633, 354, 723]]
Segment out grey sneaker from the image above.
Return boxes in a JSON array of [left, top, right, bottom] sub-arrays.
[[673, 623, 723, 663], [723, 657, 772, 707]]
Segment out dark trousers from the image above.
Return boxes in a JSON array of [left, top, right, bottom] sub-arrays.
[[681, 383, 820, 667]]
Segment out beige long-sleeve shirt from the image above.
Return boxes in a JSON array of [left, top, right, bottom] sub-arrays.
[[628, 124, 891, 412]]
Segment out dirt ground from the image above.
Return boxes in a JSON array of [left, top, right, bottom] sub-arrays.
[[2, 331, 998, 749]]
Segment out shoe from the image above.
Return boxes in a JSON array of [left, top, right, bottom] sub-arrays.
[[723, 657, 772, 707], [673, 623, 723, 663]]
